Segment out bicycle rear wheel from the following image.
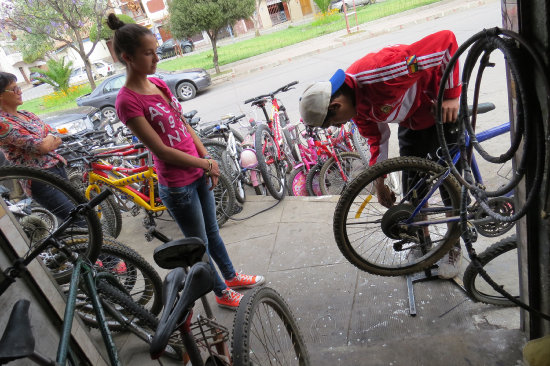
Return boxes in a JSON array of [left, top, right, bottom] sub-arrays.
[[254, 124, 285, 199], [463, 235, 518, 306], [0, 165, 103, 276], [232, 287, 310, 366], [305, 162, 323, 196], [319, 152, 364, 195], [221, 150, 246, 204], [213, 172, 236, 227], [62, 237, 163, 315], [333, 157, 461, 276]]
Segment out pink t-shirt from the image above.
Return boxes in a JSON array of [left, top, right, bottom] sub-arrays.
[[116, 77, 203, 187]]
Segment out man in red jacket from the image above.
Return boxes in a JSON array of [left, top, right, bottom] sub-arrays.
[[299, 30, 462, 278]]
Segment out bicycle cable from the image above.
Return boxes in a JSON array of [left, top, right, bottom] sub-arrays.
[[435, 27, 549, 223], [225, 184, 287, 222], [437, 28, 550, 320]]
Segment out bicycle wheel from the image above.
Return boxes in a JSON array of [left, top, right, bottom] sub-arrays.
[[319, 152, 364, 195], [0, 165, 103, 275], [222, 150, 246, 204], [202, 140, 227, 162], [287, 167, 308, 196], [305, 162, 323, 196], [254, 124, 285, 199], [63, 237, 162, 315], [94, 279, 184, 360], [333, 157, 462, 276], [90, 190, 123, 238], [213, 172, 236, 227], [351, 126, 371, 165], [282, 127, 300, 165], [463, 235, 518, 306], [232, 287, 310, 366]]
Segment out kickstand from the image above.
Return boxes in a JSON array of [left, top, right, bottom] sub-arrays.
[[406, 265, 439, 317]]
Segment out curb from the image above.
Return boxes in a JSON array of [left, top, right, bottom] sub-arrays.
[[209, 0, 495, 85]]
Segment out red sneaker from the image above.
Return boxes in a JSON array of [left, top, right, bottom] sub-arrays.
[[215, 288, 243, 310], [225, 272, 265, 289]]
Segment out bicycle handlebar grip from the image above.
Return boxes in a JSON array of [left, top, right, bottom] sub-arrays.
[[87, 189, 113, 209], [234, 114, 246, 121], [244, 97, 254, 104], [287, 80, 299, 88]]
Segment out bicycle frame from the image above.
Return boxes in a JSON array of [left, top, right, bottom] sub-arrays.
[[85, 155, 166, 214]]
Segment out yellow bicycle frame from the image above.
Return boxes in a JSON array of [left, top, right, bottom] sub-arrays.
[[85, 165, 166, 213]]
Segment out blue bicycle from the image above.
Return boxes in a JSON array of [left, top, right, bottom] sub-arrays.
[[333, 103, 515, 276]]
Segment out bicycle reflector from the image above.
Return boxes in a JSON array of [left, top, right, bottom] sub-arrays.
[[240, 148, 258, 169]]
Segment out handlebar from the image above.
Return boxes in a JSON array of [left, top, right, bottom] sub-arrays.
[[244, 81, 299, 104]]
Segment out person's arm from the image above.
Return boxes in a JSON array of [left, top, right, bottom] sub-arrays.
[[37, 134, 62, 154], [125, 116, 220, 188]]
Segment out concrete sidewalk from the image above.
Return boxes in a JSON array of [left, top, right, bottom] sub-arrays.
[[110, 195, 524, 365]]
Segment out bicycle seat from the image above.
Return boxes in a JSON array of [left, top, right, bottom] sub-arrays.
[[150, 262, 214, 359], [183, 110, 198, 119], [153, 237, 206, 269], [0, 299, 35, 363]]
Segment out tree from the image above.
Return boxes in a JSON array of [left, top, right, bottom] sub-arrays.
[[30, 57, 72, 94], [16, 33, 55, 64], [1, 0, 111, 90], [313, 0, 331, 13], [169, 0, 255, 74], [89, 13, 135, 42]]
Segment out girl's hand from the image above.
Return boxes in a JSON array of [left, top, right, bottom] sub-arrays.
[[210, 159, 220, 177]]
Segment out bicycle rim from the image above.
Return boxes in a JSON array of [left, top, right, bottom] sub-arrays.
[[319, 152, 364, 195], [232, 287, 310, 366], [333, 157, 462, 276], [255, 125, 285, 199], [463, 235, 518, 306], [0, 165, 103, 276]]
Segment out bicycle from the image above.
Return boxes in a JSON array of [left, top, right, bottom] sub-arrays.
[[0, 182, 183, 364], [148, 235, 311, 366], [332, 103, 515, 276], [244, 81, 301, 199], [64, 145, 236, 236]]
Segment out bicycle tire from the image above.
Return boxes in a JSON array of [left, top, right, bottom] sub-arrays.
[[202, 140, 227, 162], [214, 172, 236, 227], [333, 157, 462, 276], [287, 167, 308, 196], [94, 279, 184, 360], [0, 165, 103, 273], [90, 190, 123, 239], [351, 126, 371, 165], [28, 207, 59, 233], [232, 287, 310, 366], [319, 152, 364, 195], [254, 124, 285, 199], [463, 235, 518, 306], [305, 162, 323, 196], [62, 237, 162, 315], [221, 150, 246, 204], [282, 127, 300, 165]]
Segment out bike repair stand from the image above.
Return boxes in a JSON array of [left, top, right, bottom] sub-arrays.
[[406, 265, 439, 316]]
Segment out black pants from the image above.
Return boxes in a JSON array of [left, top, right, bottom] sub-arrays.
[[30, 164, 78, 222], [397, 123, 458, 205]]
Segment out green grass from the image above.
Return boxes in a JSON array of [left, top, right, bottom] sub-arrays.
[[22, 0, 441, 115], [159, 0, 440, 72]]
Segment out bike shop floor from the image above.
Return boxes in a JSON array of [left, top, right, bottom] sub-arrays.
[[99, 195, 524, 366]]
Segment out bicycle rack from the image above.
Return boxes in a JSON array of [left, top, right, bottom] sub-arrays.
[[405, 266, 440, 317]]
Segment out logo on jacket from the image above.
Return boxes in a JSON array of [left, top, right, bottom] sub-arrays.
[[406, 55, 418, 74], [380, 105, 392, 114]]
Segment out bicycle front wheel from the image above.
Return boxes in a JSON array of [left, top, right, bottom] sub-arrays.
[[255, 124, 285, 200], [214, 172, 236, 227], [232, 287, 310, 366], [0, 165, 103, 275], [463, 235, 518, 306], [333, 157, 461, 276], [319, 152, 364, 195]]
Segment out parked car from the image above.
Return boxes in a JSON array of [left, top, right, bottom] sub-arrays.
[[69, 66, 97, 86], [92, 60, 115, 78], [330, 0, 374, 12], [156, 38, 194, 59], [40, 106, 102, 135], [30, 71, 45, 86], [76, 69, 211, 124]]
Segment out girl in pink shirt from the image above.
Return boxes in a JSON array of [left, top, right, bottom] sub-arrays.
[[107, 14, 264, 309]]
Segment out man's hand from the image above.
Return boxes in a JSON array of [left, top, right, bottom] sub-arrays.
[[440, 98, 459, 123], [374, 177, 396, 208]]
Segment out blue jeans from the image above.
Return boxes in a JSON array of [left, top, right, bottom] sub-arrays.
[[159, 175, 235, 296]]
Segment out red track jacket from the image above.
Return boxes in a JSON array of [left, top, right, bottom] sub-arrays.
[[346, 30, 462, 165]]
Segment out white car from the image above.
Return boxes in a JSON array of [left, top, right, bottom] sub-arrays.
[[69, 66, 97, 86], [330, 0, 374, 12], [93, 60, 115, 78]]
